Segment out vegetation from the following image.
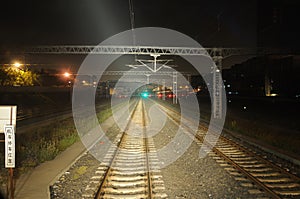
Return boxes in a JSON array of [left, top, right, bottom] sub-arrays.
[[97, 105, 113, 123], [72, 166, 88, 180], [226, 118, 300, 157], [15, 118, 78, 173], [0, 66, 39, 86]]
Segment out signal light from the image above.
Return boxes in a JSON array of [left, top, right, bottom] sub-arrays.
[[141, 92, 149, 98]]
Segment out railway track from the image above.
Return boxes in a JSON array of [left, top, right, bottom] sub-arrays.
[[156, 100, 300, 199], [83, 99, 167, 199]]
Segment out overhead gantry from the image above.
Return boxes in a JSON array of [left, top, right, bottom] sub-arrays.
[[26, 45, 289, 119]]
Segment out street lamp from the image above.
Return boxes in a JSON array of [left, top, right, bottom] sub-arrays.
[[63, 72, 71, 78], [13, 62, 21, 68], [12, 62, 27, 72]]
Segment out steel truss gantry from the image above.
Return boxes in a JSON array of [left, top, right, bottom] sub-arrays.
[[27, 45, 285, 57], [27, 45, 288, 119], [100, 70, 190, 77]]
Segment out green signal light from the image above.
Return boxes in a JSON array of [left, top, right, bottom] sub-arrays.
[[141, 92, 148, 98]]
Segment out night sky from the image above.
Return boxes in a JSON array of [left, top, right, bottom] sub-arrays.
[[0, 0, 299, 69], [0, 0, 257, 47]]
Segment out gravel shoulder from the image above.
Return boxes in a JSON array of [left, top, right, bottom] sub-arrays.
[[50, 124, 121, 198], [152, 118, 253, 198]]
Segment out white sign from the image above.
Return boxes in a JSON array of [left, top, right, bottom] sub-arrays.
[[4, 125, 15, 168], [0, 106, 17, 134]]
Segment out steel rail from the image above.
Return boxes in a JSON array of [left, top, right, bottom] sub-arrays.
[[142, 100, 153, 198], [155, 100, 300, 199], [220, 135, 300, 183], [94, 99, 140, 199]]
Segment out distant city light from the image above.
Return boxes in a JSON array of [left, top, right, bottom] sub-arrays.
[[228, 91, 239, 95], [64, 72, 71, 78], [266, 93, 278, 97]]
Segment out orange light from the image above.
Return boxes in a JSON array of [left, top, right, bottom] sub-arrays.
[[64, 72, 71, 78]]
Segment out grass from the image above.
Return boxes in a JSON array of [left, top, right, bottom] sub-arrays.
[[72, 166, 88, 180], [57, 134, 79, 152], [13, 118, 78, 173], [97, 104, 113, 123], [225, 117, 300, 158]]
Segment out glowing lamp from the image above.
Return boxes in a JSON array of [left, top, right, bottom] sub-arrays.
[[141, 92, 149, 98]]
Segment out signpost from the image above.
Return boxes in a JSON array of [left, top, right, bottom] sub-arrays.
[[0, 106, 17, 199], [4, 125, 15, 168]]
